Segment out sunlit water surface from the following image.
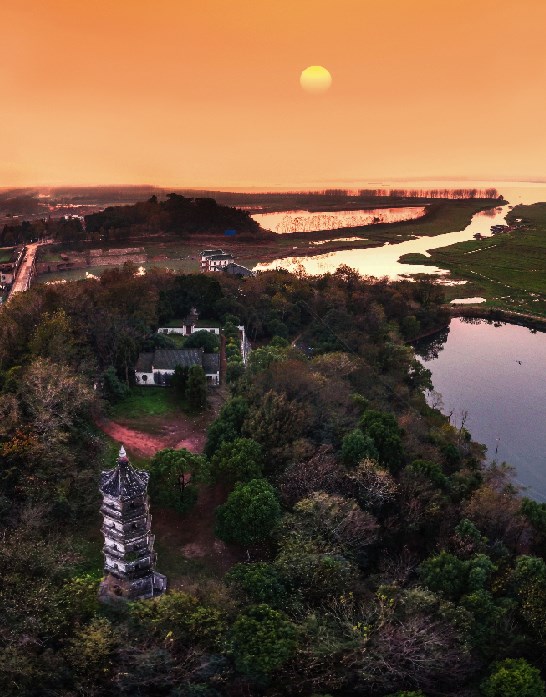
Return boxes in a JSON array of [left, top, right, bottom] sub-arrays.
[[254, 183, 546, 279], [252, 206, 426, 233]]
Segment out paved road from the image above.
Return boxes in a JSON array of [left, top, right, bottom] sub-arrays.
[[9, 242, 40, 296]]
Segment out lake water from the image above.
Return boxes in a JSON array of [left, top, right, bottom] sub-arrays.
[[254, 183, 546, 279], [252, 206, 426, 233], [417, 319, 546, 501]]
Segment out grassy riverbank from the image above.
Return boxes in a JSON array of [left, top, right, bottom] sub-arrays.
[[400, 203, 546, 317], [36, 199, 496, 282]]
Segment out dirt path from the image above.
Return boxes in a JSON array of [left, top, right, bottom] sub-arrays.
[[95, 387, 228, 458], [95, 415, 207, 458], [9, 242, 39, 297]]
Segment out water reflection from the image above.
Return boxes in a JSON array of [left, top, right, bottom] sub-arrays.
[[252, 206, 426, 233], [255, 184, 546, 280], [255, 204, 510, 279], [415, 326, 450, 361], [417, 319, 546, 501], [310, 236, 365, 246]]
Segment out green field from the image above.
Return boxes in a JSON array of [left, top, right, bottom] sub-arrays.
[[110, 386, 186, 425], [400, 203, 546, 317]]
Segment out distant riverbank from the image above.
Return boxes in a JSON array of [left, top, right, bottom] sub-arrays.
[[447, 305, 546, 331], [399, 203, 546, 319]]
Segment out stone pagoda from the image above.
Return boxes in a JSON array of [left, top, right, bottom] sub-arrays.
[[99, 446, 167, 601]]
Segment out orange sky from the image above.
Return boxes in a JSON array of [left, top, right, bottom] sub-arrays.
[[2, 0, 546, 188]]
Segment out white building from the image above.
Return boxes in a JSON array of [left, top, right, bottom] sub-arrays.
[[135, 348, 220, 386], [157, 308, 221, 336], [200, 249, 234, 272], [200, 249, 225, 271]]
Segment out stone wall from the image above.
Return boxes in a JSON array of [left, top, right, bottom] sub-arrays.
[[37, 247, 147, 274]]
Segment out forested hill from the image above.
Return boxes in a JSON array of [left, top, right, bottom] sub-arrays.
[[1, 267, 546, 696], [84, 193, 263, 237]]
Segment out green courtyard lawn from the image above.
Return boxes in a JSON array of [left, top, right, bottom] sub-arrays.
[[109, 386, 187, 431], [163, 333, 187, 348], [400, 203, 546, 317]]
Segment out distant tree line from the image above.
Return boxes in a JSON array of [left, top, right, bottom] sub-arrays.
[[359, 187, 500, 199], [84, 193, 262, 240], [0, 217, 84, 246], [0, 189, 501, 247]]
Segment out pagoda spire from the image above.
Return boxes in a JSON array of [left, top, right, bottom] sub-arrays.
[[98, 446, 166, 601]]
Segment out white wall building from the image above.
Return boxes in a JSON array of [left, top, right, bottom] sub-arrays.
[[135, 348, 220, 386], [157, 308, 221, 335]]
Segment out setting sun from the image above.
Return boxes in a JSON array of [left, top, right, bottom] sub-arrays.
[[300, 65, 332, 94]]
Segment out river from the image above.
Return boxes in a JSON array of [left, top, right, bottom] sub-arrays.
[[417, 319, 546, 502], [254, 183, 546, 279]]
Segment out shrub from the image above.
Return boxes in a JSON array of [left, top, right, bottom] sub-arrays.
[[226, 563, 287, 605], [230, 604, 297, 676], [481, 658, 545, 697], [210, 437, 263, 483], [215, 479, 282, 546]]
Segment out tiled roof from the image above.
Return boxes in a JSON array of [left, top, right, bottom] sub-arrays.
[[223, 262, 253, 276], [202, 353, 220, 374], [207, 253, 234, 261], [100, 449, 149, 500], [153, 349, 203, 370], [163, 319, 189, 328], [201, 249, 225, 257], [135, 348, 220, 374], [135, 352, 154, 372]]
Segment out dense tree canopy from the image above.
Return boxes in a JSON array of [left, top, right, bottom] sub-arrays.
[[84, 193, 262, 239], [0, 264, 544, 696]]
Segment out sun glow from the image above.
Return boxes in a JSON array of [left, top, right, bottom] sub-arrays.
[[300, 65, 332, 94]]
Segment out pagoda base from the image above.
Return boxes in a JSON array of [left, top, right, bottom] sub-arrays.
[[99, 571, 167, 602]]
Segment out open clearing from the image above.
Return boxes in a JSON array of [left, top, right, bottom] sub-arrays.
[[100, 385, 226, 454]]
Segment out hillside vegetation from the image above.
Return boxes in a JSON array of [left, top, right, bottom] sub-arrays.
[[0, 267, 545, 696]]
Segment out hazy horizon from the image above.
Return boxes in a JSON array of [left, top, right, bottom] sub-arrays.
[[1, 178, 546, 195], [2, 0, 546, 189]]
